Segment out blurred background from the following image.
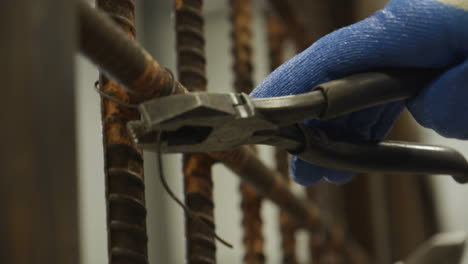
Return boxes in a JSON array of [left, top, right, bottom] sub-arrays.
[[3, 0, 468, 263]]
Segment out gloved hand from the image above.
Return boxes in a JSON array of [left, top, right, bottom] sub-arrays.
[[251, 0, 468, 185]]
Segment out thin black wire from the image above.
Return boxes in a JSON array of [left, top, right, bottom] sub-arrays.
[[94, 67, 176, 105], [94, 81, 139, 108], [155, 130, 233, 249]]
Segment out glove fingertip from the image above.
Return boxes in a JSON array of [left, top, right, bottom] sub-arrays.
[[290, 156, 323, 186], [291, 156, 356, 185]]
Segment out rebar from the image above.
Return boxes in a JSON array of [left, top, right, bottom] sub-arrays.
[[94, 1, 148, 263], [79, 2, 187, 102], [230, 0, 265, 263], [183, 154, 217, 264], [230, 0, 255, 94], [175, 0, 217, 263], [268, 0, 313, 51], [265, 12, 299, 264]]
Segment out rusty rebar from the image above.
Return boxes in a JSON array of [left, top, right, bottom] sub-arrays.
[[230, 0, 265, 263], [268, 0, 313, 51], [175, 0, 217, 263], [95, 0, 147, 262], [94, 0, 148, 263], [183, 154, 217, 264], [266, 13, 298, 264], [79, 2, 186, 102], [231, 0, 255, 94]]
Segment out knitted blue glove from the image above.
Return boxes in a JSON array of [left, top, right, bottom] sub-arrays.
[[251, 0, 468, 185]]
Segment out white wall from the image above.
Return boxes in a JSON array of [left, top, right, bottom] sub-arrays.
[[75, 55, 106, 264]]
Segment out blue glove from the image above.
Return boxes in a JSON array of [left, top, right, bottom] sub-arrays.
[[251, 0, 468, 185]]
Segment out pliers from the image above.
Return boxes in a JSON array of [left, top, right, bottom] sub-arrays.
[[127, 69, 468, 183]]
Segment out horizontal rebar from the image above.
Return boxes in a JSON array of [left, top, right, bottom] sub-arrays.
[[78, 1, 186, 102], [94, 1, 149, 263]]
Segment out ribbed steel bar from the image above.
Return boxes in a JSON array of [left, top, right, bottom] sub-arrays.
[[231, 0, 255, 94], [230, 0, 265, 263], [306, 187, 348, 263], [94, 1, 148, 263], [175, 0, 217, 263], [183, 154, 217, 263], [268, 0, 313, 51], [266, 13, 298, 264], [79, 2, 187, 101]]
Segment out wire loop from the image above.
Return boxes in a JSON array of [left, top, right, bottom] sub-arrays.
[[94, 80, 139, 108], [154, 129, 233, 249]]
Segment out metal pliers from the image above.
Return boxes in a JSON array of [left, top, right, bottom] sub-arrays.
[[127, 69, 468, 183]]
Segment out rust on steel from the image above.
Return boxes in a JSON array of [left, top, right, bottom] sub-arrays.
[[266, 13, 298, 264], [95, 0, 148, 263], [79, 2, 187, 102], [175, 0, 217, 263], [268, 0, 313, 51], [230, 0, 265, 263], [183, 154, 217, 263]]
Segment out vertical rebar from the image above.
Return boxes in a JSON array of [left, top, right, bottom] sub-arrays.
[[306, 187, 348, 263], [182, 154, 217, 263], [268, 0, 313, 51], [230, 0, 265, 263], [95, 1, 149, 263], [265, 13, 298, 264], [79, 2, 187, 98], [175, 1, 217, 263]]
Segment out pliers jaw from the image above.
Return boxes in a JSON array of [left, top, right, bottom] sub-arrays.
[[127, 92, 277, 152]]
